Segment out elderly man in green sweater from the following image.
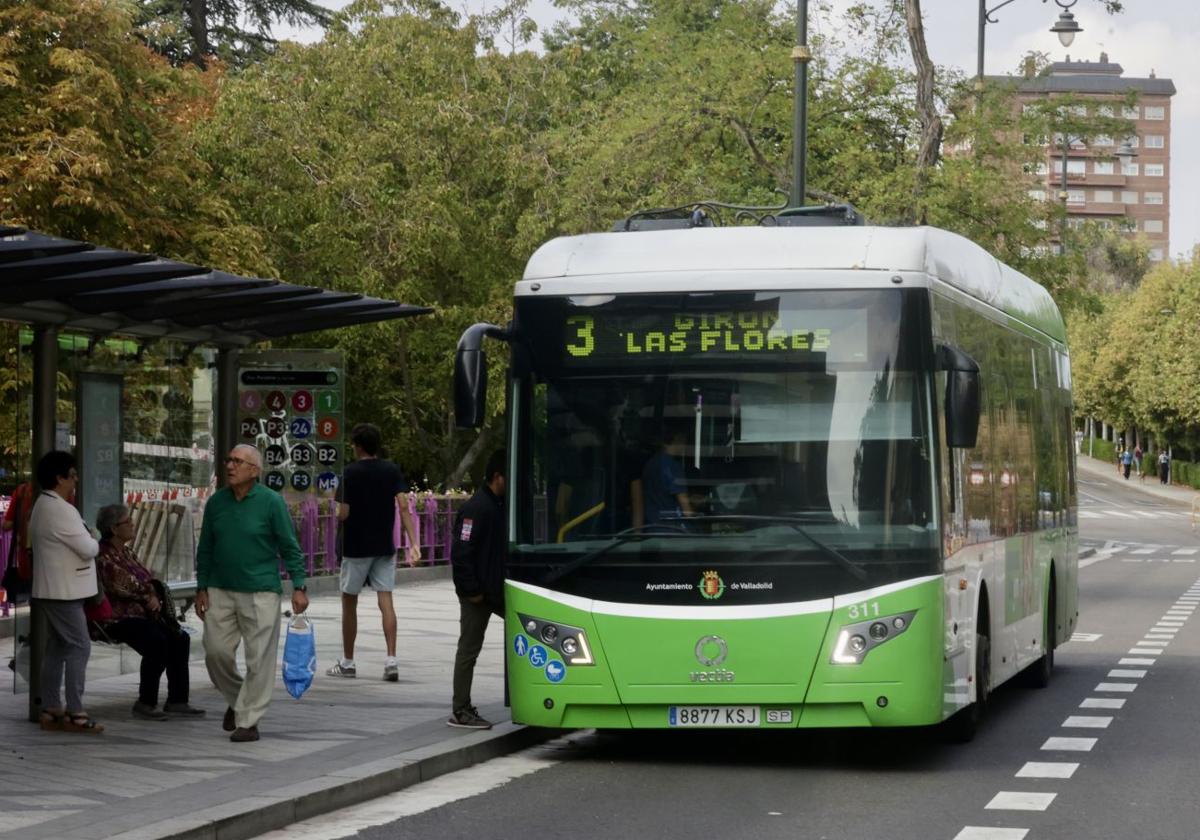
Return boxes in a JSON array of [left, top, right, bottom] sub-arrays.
[[195, 444, 309, 742]]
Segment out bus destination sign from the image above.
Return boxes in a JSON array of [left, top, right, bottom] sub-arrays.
[[562, 308, 867, 365]]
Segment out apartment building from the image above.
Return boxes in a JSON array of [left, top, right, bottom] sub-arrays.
[[994, 53, 1175, 262]]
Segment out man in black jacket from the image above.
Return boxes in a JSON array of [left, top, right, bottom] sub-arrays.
[[447, 450, 506, 729]]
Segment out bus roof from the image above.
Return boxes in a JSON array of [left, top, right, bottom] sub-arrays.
[[522, 225, 1067, 344]]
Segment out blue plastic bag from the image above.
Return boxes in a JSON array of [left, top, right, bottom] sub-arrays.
[[282, 614, 316, 699]]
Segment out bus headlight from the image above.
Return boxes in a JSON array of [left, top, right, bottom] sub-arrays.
[[831, 610, 918, 665], [517, 613, 595, 666]]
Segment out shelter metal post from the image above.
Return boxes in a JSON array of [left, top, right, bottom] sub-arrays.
[[215, 348, 238, 487], [28, 326, 57, 722]]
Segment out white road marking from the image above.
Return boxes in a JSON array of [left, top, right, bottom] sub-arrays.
[[953, 828, 1029, 840], [1102, 510, 1136, 518], [1172, 549, 1199, 555], [1016, 761, 1078, 779], [1079, 555, 1107, 569], [1078, 510, 1100, 518], [985, 791, 1057, 811], [1130, 647, 1165, 655], [1042, 736, 1097, 751], [1069, 632, 1102, 642], [1063, 715, 1112, 729], [1131, 548, 1157, 555], [1081, 698, 1125, 709], [252, 741, 568, 840], [1108, 669, 1146, 678], [1119, 658, 1155, 666], [1096, 682, 1138, 692]]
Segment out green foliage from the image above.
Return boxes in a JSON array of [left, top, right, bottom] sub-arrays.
[[0, 0, 271, 271], [133, 0, 332, 68]]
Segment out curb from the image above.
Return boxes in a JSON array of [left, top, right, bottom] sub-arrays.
[[107, 722, 553, 840]]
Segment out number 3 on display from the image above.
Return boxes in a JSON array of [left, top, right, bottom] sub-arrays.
[[565, 316, 594, 357]]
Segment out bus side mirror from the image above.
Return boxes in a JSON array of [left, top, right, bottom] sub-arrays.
[[938, 344, 980, 449], [454, 323, 508, 429]]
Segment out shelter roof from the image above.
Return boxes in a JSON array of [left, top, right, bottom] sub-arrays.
[[0, 227, 431, 347]]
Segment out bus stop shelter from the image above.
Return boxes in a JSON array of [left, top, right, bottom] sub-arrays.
[[0, 225, 432, 720]]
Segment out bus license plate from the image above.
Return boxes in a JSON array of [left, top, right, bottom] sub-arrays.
[[668, 706, 760, 727]]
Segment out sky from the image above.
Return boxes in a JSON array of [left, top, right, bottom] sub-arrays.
[[274, 1, 1198, 259]]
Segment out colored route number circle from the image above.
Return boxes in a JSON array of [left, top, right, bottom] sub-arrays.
[[292, 390, 313, 413], [239, 391, 262, 412], [289, 418, 312, 439], [317, 472, 338, 492], [265, 391, 287, 411], [263, 417, 286, 439], [239, 418, 259, 439], [316, 444, 338, 465], [291, 471, 312, 492], [316, 417, 339, 440], [289, 443, 314, 466], [317, 390, 340, 411], [265, 471, 286, 491], [264, 445, 287, 468]]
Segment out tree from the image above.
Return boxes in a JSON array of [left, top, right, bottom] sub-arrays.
[[134, 0, 332, 68], [0, 0, 273, 272], [190, 2, 555, 486]]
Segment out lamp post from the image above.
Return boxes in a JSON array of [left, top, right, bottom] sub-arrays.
[[977, 0, 1083, 80], [792, 0, 811, 208]]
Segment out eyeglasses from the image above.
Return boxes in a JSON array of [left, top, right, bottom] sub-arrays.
[[224, 456, 255, 467]]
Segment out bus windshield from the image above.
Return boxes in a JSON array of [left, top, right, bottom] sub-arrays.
[[510, 288, 940, 605]]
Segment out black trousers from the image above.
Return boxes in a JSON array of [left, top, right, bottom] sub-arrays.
[[452, 597, 503, 713], [105, 616, 191, 706]]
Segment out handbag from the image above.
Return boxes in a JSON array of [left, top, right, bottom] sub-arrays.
[[84, 573, 113, 623]]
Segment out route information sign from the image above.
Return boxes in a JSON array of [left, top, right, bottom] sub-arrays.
[[237, 350, 344, 498]]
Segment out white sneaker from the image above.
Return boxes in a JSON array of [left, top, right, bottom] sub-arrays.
[[383, 660, 399, 682], [326, 661, 356, 678]]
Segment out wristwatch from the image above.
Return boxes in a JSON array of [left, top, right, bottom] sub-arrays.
[[296, 585, 307, 592]]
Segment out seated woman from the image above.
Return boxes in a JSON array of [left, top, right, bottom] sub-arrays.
[[93, 504, 205, 720]]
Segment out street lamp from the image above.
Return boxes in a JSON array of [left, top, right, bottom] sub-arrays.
[[792, 0, 811, 208], [978, 0, 1083, 79]]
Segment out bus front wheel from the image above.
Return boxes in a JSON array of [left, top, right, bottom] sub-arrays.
[[944, 613, 990, 743]]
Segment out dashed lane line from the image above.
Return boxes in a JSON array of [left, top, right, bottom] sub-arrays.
[[952, 576, 1199, 839], [1016, 762, 1078, 780], [985, 792, 1057, 811]]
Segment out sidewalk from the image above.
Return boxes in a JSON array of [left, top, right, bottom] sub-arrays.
[[1076, 452, 1199, 508], [0, 572, 543, 840]]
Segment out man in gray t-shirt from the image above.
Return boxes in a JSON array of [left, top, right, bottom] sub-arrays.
[[327, 423, 419, 682]]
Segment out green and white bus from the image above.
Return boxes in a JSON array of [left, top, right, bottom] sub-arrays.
[[455, 222, 1077, 736]]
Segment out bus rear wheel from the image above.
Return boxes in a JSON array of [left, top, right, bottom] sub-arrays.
[[1024, 576, 1056, 689]]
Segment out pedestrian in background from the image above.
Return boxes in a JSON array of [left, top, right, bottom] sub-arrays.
[[1, 478, 36, 602], [30, 450, 102, 733], [195, 444, 308, 743], [447, 450, 506, 730], [327, 423, 420, 682], [1134, 444, 1143, 477], [1121, 448, 1133, 480], [1159, 450, 1171, 485]]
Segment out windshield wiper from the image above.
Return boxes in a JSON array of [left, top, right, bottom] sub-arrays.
[[541, 523, 691, 586], [682, 514, 868, 582]]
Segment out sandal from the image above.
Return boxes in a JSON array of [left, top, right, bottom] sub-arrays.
[[62, 713, 104, 734], [39, 709, 65, 731]]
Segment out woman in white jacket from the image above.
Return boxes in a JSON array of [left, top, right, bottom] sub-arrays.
[[30, 450, 102, 733]]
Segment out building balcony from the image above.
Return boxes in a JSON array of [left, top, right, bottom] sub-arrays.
[[1067, 202, 1127, 216]]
